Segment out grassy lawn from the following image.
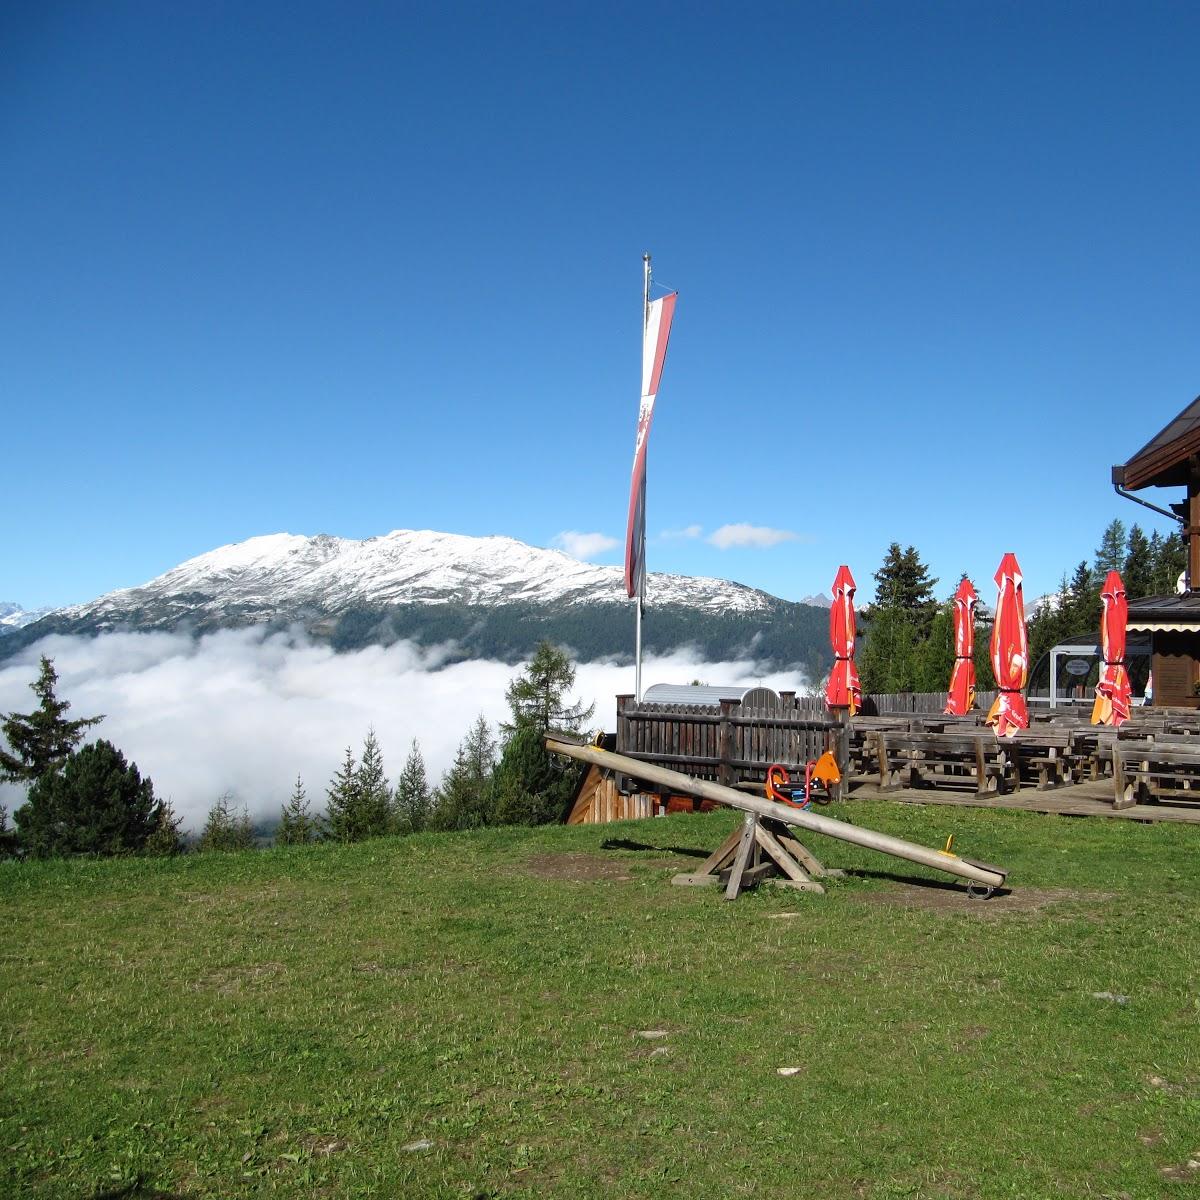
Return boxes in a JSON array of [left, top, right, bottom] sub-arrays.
[[2, 800, 1199, 1198]]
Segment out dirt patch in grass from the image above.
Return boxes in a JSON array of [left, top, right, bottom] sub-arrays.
[[853, 882, 1106, 917], [522, 852, 642, 883]]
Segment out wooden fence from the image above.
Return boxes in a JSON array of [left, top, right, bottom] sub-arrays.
[[615, 696, 839, 787]]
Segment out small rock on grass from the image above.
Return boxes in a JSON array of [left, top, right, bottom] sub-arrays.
[[636, 1029, 669, 1039], [650, 1047, 670, 1058], [1091, 991, 1130, 1004], [402, 1139, 433, 1152], [776, 1067, 803, 1077], [767, 912, 802, 920]]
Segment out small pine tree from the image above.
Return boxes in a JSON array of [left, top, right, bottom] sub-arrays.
[[392, 740, 431, 834], [277, 774, 318, 845], [144, 800, 185, 856], [0, 657, 103, 784], [324, 746, 361, 842], [0, 803, 18, 859], [198, 791, 254, 852], [14, 739, 163, 858], [355, 729, 392, 839], [431, 715, 496, 831]]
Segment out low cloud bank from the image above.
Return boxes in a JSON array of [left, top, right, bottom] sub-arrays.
[[0, 630, 808, 834]]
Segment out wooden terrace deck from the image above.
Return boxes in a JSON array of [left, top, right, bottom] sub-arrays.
[[843, 774, 1200, 823]]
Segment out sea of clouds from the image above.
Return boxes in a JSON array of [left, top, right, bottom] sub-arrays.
[[0, 629, 808, 833]]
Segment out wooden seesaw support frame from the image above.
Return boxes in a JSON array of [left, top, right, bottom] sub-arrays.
[[546, 737, 1008, 900]]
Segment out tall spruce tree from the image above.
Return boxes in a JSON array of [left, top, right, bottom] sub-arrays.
[[1123, 524, 1153, 598], [1094, 518, 1127, 577], [0, 657, 103, 785], [277, 774, 318, 845], [431, 715, 496, 831], [868, 544, 939, 635], [14, 739, 163, 858], [1151, 528, 1186, 593], [502, 640, 595, 736], [393, 739, 431, 834]]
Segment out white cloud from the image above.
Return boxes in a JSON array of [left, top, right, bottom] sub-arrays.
[[0, 631, 810, 834], [659, 524, 704, 540], [551, 530, 618, 559], [708, 523, 799, 550]]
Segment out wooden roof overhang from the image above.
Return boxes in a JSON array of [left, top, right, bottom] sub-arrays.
[[1112, 395, 1200, 490]]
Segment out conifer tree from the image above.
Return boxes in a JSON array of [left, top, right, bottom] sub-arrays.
[[1123, 524, 1153, 598], [198, 791, 254, 852], [355, 729, 392, 838], [14, 739, 163, 858], [277, 774, 318, 845], [1094, 518, 1127, 577], [493, 722, 580, 825], [144, 800, 185, 856], [431, 715, 496, 831], [0, 804, 18, 859], [502, 640, 595, 737], [868, 544, 938, 635], [393, 739, 431, 834], [912, 601, 955, 695], [857, 607, 918, 695], [0, 657, 103, 785], [324, 746, 361, 842], [1150, 529, 1186, 593]]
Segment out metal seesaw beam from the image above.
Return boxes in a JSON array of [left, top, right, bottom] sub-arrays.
[[547, 737, 1007, 892]]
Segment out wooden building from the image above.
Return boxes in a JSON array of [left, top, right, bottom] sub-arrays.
[[1113, 394, 1200, 705]]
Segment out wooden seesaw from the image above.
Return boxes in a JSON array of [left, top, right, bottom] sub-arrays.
[[546, 736, 1008, 901]]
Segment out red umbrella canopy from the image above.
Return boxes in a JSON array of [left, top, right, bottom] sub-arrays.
[[986, 553, 1029, 737], [1091, 570, 1132, 727], [944, 577, 978, 716], [825, 565, 862, 716]]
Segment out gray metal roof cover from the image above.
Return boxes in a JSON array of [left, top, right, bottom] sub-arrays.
[[642, 683, 780, 708], [1126, 593, 1200, 623]]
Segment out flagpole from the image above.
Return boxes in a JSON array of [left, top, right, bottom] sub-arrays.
[[636, 253, 651, 702]]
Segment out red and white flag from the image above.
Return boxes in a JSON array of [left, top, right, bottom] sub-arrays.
[[624, 292, 677, 598]]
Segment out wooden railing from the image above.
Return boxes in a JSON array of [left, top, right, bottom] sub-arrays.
[[615, 695, 839, 786]]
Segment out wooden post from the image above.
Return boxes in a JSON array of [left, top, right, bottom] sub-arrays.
[[829, 704, 850, 800], [717, 698, 736, 788], [1189, 457, 1200, 595]]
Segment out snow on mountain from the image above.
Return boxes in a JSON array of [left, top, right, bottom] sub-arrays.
[[48, 529, 783, 628], [0, 602, 51, 633]]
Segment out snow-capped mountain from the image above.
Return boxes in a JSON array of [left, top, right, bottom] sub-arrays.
[[0, 602, 51, 635], [4, 531, 830, 671], [48, 530, 776, 625]]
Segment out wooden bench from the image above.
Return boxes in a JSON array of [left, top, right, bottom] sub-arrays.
[[1112, 735, 1200, 809], [1010, 728, 1073, 790], [873, 730, 1015, 795]]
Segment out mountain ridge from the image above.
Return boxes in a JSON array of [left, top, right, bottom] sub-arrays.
[[2, 530, 830, 674]]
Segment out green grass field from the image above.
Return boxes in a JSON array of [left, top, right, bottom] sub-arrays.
[[3, 801, 1199, 1198]]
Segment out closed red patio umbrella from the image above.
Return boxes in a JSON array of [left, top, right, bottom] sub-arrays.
[[825, 565, 862, 716], [944, 577, 977, 716], [1091, 570, 1132, 727], [986, 553, 1028, 737]]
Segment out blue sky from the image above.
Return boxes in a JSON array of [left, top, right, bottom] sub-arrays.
[[4, 1, 1199, 611]]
